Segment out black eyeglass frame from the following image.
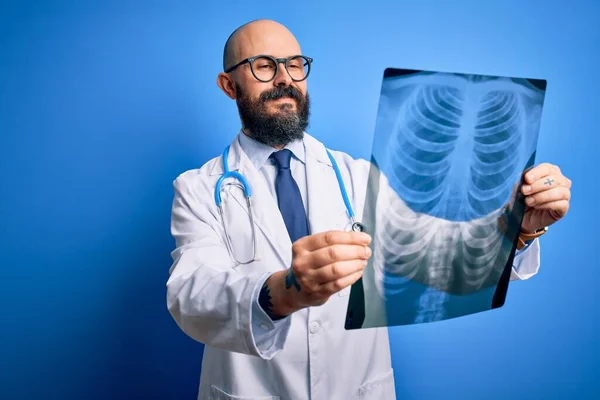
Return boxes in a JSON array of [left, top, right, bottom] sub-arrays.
[[224, 54, 313, 82]]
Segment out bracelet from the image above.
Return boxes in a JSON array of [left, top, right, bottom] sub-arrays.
[[517, 226, 548, 250]]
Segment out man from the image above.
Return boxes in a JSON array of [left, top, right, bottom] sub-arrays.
[[166, 19, 572, 399]]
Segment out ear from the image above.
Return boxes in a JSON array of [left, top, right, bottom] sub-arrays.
[[217, 72, 237, 99]]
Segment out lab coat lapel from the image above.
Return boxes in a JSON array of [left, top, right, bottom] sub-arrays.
[[226, 138, 293, 268], [305, 136, 350, 235]]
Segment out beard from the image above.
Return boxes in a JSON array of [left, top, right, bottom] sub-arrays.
[[235, 84, 310, 148]]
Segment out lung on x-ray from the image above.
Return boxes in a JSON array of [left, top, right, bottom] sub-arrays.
[[345, 68, 547, 329]]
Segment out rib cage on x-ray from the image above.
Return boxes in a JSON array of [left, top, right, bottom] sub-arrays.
[[370, 73, 544, 297]]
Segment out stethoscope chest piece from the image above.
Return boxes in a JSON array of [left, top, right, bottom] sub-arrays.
[[351, 221, 365, 233]]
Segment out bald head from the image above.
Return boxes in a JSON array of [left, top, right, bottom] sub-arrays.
[[222, 20, 301, 71], [216, 19, 310, 149]]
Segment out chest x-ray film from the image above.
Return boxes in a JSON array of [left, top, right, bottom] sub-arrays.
[[345, 68, 547, 330]]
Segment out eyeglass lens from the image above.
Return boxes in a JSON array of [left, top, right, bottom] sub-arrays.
[[251, 56, 310, 82]]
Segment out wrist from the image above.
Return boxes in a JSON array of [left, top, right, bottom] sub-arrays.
[[517, 226, 548, 249], [520, 224, 548, 235], [260, 270, 299, 319]]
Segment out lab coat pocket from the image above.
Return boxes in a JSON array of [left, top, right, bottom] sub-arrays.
[[211, 385, 280, 400], [355, 369, 395, 399]]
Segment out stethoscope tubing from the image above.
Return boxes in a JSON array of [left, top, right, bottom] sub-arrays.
[[214, 144, 365, 264]]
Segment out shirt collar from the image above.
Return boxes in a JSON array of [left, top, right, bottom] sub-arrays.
[[237, 130, 306, 171]]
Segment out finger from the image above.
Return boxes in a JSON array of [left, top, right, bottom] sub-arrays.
[[304, 244, 371, 269], [308, 259, 368, 284], [295, 230, 371, 253], [525, 186, 571, 207], [315, 268, 365, 296], [529, 200, 570, 216], [524, 163, 559, 184], [521, 174, 570, 195], [566, 175, 572, 188], [292, 244, 370, 274]]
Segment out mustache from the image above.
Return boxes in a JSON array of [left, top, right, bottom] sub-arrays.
[[259, 86, 303, 102]]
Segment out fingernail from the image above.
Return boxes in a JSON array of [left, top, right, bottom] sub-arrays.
[[365, 247, 372, 258], [526, 197, 535, 206], [527, 173, 536, 182], [522, 185, 531, 194]]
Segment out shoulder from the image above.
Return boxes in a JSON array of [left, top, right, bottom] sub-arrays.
[[172, 154, 222, 201]]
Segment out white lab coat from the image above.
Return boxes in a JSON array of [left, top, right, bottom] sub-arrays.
[[166, 133, 540, 400]]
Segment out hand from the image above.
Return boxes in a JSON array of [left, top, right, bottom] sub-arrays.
[[265, 231, 372, 317], [520, 163, 572, 233]]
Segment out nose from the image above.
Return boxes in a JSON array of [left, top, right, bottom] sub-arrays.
[[272, 62, 292, 87]]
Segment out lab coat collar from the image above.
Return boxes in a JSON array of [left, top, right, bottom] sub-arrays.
[[303, 132, 333, 167]]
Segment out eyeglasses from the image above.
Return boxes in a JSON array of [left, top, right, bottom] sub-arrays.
[[224, 54, 313, 83]]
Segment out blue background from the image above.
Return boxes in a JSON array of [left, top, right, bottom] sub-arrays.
[[1, 1, 598, 398]]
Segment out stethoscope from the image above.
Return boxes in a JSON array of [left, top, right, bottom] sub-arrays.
[[214, 145, 365, 265]]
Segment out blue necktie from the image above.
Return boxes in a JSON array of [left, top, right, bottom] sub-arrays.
[[270, 149, 310, 243]]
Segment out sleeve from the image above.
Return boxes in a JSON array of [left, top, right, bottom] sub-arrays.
[[510, 238, 541, 280], [166, 175, 291, 359], [250, 274, 292, 353]]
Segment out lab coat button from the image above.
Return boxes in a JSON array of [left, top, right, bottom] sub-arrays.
[[309, 321, 320, 334]]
